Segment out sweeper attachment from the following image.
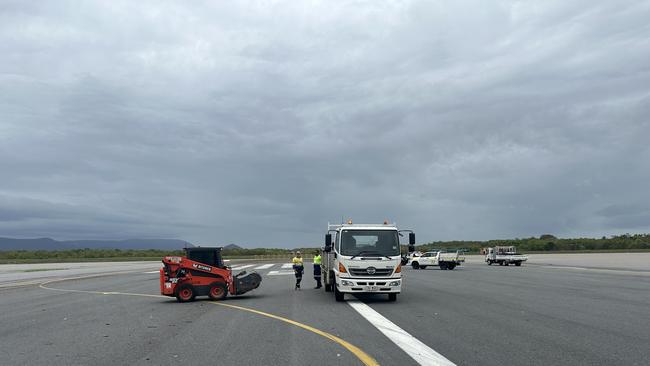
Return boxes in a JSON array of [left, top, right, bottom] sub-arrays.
[[160, 247, 262, 302]]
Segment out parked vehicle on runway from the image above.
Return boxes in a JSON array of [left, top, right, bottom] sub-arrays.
[[485, 246, 528, 266], [160, 247, 262, 302], [410, 250, 464, 270], [322, 221, 415, 302]]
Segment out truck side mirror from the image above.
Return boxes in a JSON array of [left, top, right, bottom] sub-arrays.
[[409, 232, 416, 245], [324, 234, 332, 252]]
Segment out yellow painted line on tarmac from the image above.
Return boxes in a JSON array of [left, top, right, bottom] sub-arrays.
[[210, 301, 379, 366], [38, 275, 379, 366], [0, 280, 43, 289]]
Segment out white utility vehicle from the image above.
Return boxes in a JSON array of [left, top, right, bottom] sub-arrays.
[[410, 250, 464, 270], [485, 246, 528, 266], [322, 221, 415, 302]]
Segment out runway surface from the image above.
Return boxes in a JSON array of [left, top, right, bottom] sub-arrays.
[[1, 258, 649, 365]]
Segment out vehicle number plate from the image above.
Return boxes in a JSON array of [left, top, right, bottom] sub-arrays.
[[366, 286, 379, 291]]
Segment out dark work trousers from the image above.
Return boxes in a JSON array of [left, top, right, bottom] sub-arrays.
[[293, 265, 304, 289], [313, 264, 322, 288]]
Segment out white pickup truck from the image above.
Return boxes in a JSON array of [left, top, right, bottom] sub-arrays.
[[409, 250, 464, 270], [485, 246, 528, 266]]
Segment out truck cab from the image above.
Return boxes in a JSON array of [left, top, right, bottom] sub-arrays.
[[322, 221, 415, 302]]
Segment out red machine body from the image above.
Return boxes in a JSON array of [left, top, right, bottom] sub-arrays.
[[160, 247, 261, 302]]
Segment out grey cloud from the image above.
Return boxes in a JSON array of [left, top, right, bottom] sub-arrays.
[[1, 0, 650, 246], [598, 204, 649, 218]]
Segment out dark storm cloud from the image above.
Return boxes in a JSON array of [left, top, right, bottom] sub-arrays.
[[1, 1, 649, 246]]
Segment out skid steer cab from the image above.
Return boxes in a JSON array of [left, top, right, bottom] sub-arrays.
[[160, 247, 262, 302]]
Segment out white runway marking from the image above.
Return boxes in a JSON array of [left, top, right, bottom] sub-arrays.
[[254, 264, 275, 270], [281, 263, 294, 269], [268, 270, 294, 276], [348, 300, 456, 366], [230, 264, 254, 270], [143, 271, 159, 274]]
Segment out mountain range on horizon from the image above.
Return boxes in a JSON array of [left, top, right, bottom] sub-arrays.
[[0, 237, 195, 251]]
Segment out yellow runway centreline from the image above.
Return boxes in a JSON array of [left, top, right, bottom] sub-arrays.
[[39, 276, 379, 366]]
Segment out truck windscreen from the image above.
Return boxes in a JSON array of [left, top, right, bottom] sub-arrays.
[[340, 230, 400, 256]]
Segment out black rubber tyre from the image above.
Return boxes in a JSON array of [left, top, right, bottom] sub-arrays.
[[448, 264, 456, 270], [175, 283, 195, 303], [334, 283, 344, 302], [504, 262, 509, 266], [515, 262, 522, 266], [499, 261, 504, 266], [487, 260, 492, 265], [325, 271, 334, 292], [439, 263, 447, 270], [388, 293, 397, 302], [420, 266, 427, 269], [208, 282, 227, 301], [412, 262, 420, 269]]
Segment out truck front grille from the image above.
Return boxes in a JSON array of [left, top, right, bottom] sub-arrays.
[[349, 268, 393, 277]]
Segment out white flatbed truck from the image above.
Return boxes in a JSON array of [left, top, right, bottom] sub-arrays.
[[485, 246, 528, 266], [322, 221, 415, 302]]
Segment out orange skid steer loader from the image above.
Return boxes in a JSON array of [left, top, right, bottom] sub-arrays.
[[160, 247, 262, 302]]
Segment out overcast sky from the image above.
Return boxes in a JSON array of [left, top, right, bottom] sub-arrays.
[[1, 1, 650, 247]]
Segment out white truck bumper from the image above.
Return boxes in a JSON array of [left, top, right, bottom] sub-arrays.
[[336, 277, 401, 293]]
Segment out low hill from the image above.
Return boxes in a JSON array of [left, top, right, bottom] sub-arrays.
[[223, 243, 243, 250], [0, 237, 193, 251]]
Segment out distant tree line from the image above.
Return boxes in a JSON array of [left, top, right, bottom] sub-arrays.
[[221, 247, 320, 257], [221, 248, 290, 256], [0, 247, 321, 261], [2, 234, 649, 261], [417, 234, 650, 253], [0, 248, 184, 261]]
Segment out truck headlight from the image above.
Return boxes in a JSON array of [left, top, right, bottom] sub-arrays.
[[389, 281, 400, 286], [341, 280, 354, 286]]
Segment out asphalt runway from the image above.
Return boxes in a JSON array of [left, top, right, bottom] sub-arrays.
[[1, 259, 649, 366]]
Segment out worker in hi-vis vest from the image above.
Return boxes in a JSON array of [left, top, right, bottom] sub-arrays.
[[292, 251, 304, 290], [313, 250, 322, 289]]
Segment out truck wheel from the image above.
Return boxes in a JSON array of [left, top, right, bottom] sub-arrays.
[[504, 262, 509, 266], [334, 283, 344, 302], [487, 260, 492, 265], [175, 283, 195, 303], [448, 264, 456, 270], [412, 262, 420, 269], [388, 293, 397, 302], [499, 261, 504, 266], [515, 262, 522, 266], [325, 271, 334, 292], [439, 263, 447, 270], [420, 266, 427, 269], [208, 282, 227, 301]]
